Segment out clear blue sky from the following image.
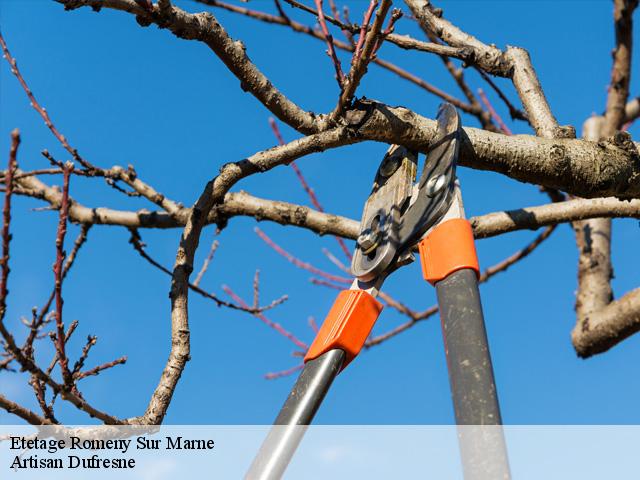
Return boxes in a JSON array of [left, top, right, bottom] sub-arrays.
[[0, 0, 639, 425]]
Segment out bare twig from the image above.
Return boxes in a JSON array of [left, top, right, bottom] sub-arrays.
[[314, 0, 345, 87], [193, 238, 219, 287], [308, 316, 319, 333], [479, 226, 556, 281], [478, 88, 512, 135], [264, 363, 304, 379], [372, 8, 403, 55], [75, 356, 127, 380], [222, 285, 308, 350], [354, 0, 378, 60], [269, 117, 352, 259], [71, 335, 97, 378], [254, 227, 351, 284], [46, 320, 79, 377], [330, 0, 391, 121], [321, 247, 351, 274], [52, 164, 74, 388], [478, 69, 529, 122], [0, 130, 19, 311], [207, 0, 474, 113], [128, 228, 286, 313]]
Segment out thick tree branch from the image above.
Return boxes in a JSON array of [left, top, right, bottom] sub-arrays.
[[573, 287, 640, 357], [573, 118, 614, 341], [571, 0, 639, 358], [10, 168, 640, 240]]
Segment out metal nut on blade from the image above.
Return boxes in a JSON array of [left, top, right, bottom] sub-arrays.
[[357, 231, 379, 254], [425, 174, 446, 197]]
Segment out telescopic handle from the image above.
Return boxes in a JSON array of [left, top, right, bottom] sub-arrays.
[[245, 349, 345, 480], [436, 268, 510, 480], [419, 218, 511, 479], [246, 289, 384, 480]]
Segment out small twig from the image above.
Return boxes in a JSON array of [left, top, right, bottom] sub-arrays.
[[71, 335, 97, 378], [479, 225, 556, 282], [269, 118, 352, 259], [274, 0, 290, 22], [366, 318, 417, 347], [321, 247, 351, 274], [104, 177, 142, 198], [373, 8, 403, 55], [129, 228, 285, 313], [0, 130, 19, 311], [331, 0, 391, 120], [327, 0, 354, 45], [314, 0, 345, 87], [75, 356, 127, 380], [308, 316, 319, 333], [193, 238, 219, 287], [29, 377, 58, 424], [255, 227, 352, 284], [310, 277, 342, 290], [477, 88, 512, 135], [222, 285, 308, 350], [24, 224, 91, 359], [46, 319, 79, 377], [310, 277, 420, 320], [7, 168, 64, 179], [206, 1, 475, 114], [477, 69, 529, 122], [253, 270, 260, 308], [377, 291, 419, 319], [264, 363, 304, 380], [354, 0, 378, 61], [52, 163, 74, 388]]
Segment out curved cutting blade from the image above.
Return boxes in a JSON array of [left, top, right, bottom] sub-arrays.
[[396, 102, 461, 250], [351, 145, 417, 282]]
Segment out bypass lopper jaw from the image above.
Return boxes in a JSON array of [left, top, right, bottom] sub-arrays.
[[351, 101, 463, 284], [246, 103, 510, 480]]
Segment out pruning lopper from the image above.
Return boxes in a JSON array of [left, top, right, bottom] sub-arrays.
[[247, 103, 510, 480]]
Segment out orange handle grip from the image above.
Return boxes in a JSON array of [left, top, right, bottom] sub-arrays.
[[304, 290, 383, 370], [418, 218, 480, 286]]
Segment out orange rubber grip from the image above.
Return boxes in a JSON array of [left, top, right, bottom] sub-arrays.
[[304, 290, 383, 369], [418, 218, 479, 286]]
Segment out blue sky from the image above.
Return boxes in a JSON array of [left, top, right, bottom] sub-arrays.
[[0, 0, 639, 425]]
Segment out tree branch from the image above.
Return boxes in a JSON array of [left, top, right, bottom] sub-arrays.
[[571, 0, 639, 358], [0, 393, 53, 425]]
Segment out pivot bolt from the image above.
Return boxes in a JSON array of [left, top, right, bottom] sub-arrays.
[[358, 214, 384, 254], [425, 174, 446, 197], [358, 231, 379, 255]]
